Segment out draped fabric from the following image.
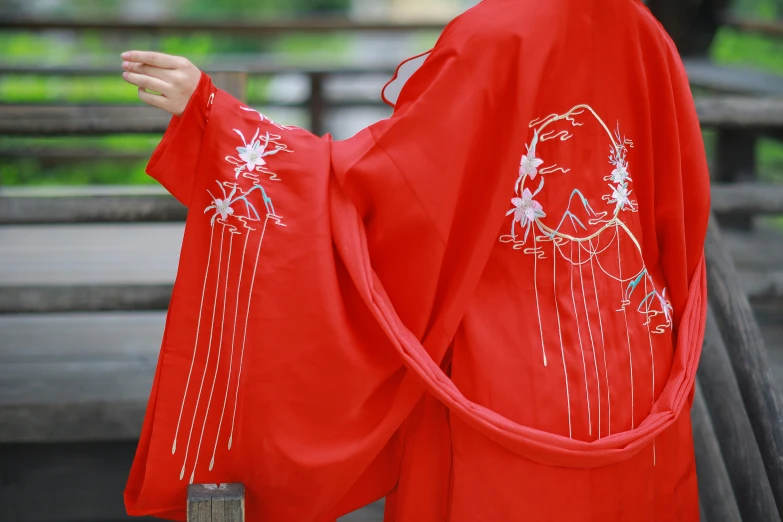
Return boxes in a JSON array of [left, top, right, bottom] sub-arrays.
[[124, 0, 711, 520]]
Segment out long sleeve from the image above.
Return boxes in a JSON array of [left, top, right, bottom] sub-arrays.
[[124, 25, 532, 520], [145, 71, 216, 208]]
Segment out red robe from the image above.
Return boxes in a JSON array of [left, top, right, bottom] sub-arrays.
[[125, 0, 711, 520]]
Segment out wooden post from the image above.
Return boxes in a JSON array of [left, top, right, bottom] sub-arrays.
[[691, 380, 743, 522], [705, 215, 783, 514], [211, 72, 248, 103], [188, 483, 245, 522], [714, 128, 757, 229], [698, 307, 780, 522], [309, 72, 326, 136]]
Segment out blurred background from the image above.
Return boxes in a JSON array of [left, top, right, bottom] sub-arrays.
[[0, 0, 782, 521]]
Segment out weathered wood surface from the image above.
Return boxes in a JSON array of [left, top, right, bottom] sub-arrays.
[[0, 441, 155, 522], [3, 221, 783, 318], [698, 307, 780, 522], [0, 18, 448, 33], [722, 224, 783, 303], [188, 484, 244, 522], [691, 380, 743, 522], [0, 100, 383, 135], [694, 96, 783, 127], [0, 186, 186, 224], [4, 182, 782, 226], [0, 223, 182, 313], [0, 312, 163, 442], [2, 96, 783, 135], [705, 217, 783, 515], [711, 182, 783, 216], [684, 58, 783, 96]]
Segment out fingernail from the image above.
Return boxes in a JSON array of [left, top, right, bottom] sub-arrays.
[[121, 52, 130, 59], [122, 61, 129, 69], [122, 71, 128, 79]]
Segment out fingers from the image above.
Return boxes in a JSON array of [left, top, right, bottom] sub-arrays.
[[122, 71, 170, 95], [136, 87, 170, 111], [122, 61, 173, 82], [121, 50, 184, 69]]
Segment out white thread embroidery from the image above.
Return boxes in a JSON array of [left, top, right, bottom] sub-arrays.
[[171, 97, 293, 483], [500, 105, 673, 441]]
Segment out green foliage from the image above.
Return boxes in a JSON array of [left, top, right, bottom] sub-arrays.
[[0, 158, 153, 186], [711, 28, 783, 75]]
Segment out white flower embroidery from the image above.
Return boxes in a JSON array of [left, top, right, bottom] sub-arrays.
[[608, 182, 633, 211], [657, 289, 673, 324], [205, 183, 239, 225], [214, 198, 235, 220], [508, 188, 545, 229], [233, 129, 282, 174], [238, 140, 266, 172], [610, 161, 630, 184], [519, 147, 545, 180]]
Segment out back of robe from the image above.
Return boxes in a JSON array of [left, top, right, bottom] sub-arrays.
[[125, 0, 710, 520]]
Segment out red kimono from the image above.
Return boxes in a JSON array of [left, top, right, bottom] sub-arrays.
[[125, 0, 711, 520]]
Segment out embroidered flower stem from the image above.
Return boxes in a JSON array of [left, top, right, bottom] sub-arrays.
[[210, 222, 253, 470], [180, 222, 227, 480], [228, 215, 272, 450], [190, 226, 239, 483], [173, 223, 216, 455], [570, 241, 593, 437], [553, 240, 573, 439]]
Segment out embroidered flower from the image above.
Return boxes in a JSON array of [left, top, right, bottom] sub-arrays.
[[237, 140, 267, 172], [657, 288, 673, 324], [608, 182, 633, 210], [519, 147, 545, 180], [610, 161, 630, 184], [206, 182, 239, 225], [214, 198, 235, 220], [508, 188, 545, 228]]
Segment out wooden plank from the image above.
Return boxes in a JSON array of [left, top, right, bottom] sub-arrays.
[[2, 96, 782, 136], [705, 215, 783, 514], [725, 15, 783, 38], [711, 182, 783, 215], [0, 105, 171, 135], [691, 380, 743, 522], [0, 283, 172, 313], [2, 181, 781, 226], [0, 223, 182, 286], [0, 190, 187, 224], [698, 307, 781, 522], [0, 18, 448, 34], [188, 484, 244, 522], [684, 58, 783, 96], [0, 222, 182, 312], [0, 441, 149, 522], [0, 63, 398, 76], [695, 96, 783, 127], [0, 311, 165, 443], [0, 101, 385, 135]]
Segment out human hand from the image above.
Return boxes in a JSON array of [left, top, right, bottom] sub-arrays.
[[121, 51, 202, 117]]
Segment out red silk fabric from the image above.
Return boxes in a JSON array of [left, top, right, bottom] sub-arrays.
[[125, 1, 711, 520]]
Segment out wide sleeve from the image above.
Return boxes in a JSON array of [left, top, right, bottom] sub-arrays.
[[123, 27, 534, 522], [145, 71, 216, 208]]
